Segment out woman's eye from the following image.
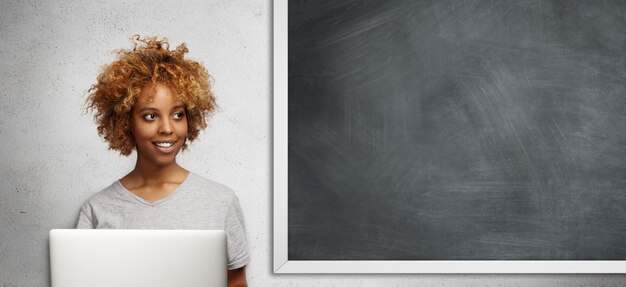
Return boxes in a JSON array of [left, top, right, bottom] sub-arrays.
[[173, 112, 185, 120], [143, 114, 156, 120]]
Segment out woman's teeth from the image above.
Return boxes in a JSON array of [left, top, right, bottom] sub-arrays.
[[155, 142, 174, 148]]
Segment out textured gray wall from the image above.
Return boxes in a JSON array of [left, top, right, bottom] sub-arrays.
[[0, 0, 625, 286]]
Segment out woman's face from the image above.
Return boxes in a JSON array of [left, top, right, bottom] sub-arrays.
[[132, 82, 188, 167]]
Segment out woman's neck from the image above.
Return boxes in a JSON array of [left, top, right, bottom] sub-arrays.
[[125, 158, 189, 186]]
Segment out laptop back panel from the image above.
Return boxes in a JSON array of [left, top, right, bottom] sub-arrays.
[[50, 229, 227, 287]]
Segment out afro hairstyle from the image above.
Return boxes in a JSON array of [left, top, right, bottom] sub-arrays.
[[86, 35, 217, 156]]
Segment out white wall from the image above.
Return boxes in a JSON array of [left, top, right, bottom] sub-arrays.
[[0, 0, 624, 286]]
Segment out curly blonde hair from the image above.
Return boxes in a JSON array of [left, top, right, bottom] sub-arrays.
[[86, 35, 217, 156]]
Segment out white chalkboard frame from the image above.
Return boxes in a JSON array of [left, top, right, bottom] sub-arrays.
[[272, 0, 626, 273]]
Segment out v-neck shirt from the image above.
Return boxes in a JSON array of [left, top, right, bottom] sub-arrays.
[[76, 172, 249, 270], [115, 173, 191, 207]]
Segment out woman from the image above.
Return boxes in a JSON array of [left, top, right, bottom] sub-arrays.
[[77, 35, 249, 286]]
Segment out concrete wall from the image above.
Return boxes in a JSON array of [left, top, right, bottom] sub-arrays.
[[0, 0, 624, 286]]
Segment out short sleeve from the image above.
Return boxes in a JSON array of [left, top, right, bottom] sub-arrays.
[[76, 206, 94, 229], [224, 196, 250, 270]]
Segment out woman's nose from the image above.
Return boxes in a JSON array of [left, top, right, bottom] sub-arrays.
[[158, 119, 173, 134]]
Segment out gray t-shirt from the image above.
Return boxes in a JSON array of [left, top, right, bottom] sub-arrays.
[[76, 172, 249, 270]]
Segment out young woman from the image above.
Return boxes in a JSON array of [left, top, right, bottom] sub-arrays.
[[76, 35, 249, 286]]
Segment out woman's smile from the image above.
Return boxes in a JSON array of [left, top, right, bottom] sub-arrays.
[[153, 140, 178, 153]]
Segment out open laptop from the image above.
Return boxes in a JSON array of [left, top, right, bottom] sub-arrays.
[[49, 229, 227, 287]]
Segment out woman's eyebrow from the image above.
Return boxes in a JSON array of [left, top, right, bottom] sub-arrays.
[[138, 105, 185, 112], [138, 107, 158, 112]]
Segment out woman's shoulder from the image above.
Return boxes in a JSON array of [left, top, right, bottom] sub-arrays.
[[78, 181, 124, 211], [185, 172, 238, 201]]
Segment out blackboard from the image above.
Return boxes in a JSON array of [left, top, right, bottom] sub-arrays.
[[286, 0, 626, 262]]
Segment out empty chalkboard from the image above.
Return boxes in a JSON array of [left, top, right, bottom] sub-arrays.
[[287, 0, 626, 261]]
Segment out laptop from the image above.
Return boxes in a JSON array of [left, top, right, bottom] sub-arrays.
[[49, 229, 227, 287]]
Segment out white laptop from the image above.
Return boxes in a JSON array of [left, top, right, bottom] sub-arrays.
[[49, 229, 227, 287]]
